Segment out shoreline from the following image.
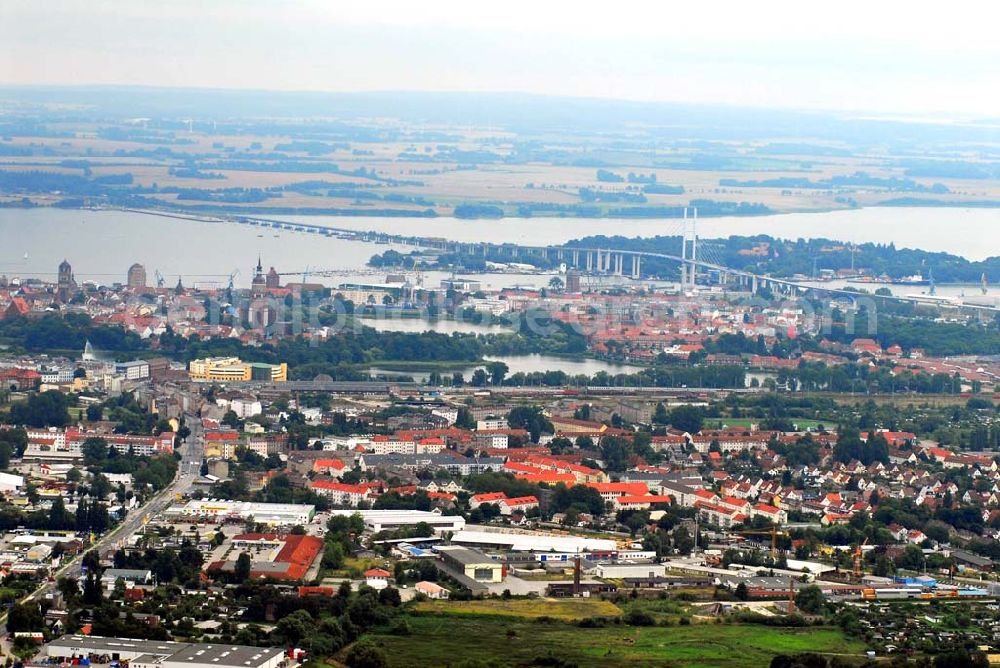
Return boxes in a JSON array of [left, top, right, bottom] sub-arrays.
[[4, 200, 1000, 223]]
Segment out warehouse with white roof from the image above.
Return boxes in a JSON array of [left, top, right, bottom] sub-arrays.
[[450, 528, 616, 553], [165, 500, 314, 525], [46, 635, 284, 668], [328, 509, 466, 533]]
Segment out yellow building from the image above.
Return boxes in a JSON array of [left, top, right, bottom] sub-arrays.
[[435, 546, 503, 583], [189, 357, 287, 382]]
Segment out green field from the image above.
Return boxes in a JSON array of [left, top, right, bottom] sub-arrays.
[[344, 614, 867, 667], [705, 418, 831, 430], [412, 597, 622, 621]]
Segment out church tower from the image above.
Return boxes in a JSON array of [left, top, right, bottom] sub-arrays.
[[57, 259, 76, 302], [251, 256, 267, 298]]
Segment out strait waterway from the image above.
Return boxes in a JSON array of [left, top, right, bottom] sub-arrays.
[[3, 207, 1000, 293]]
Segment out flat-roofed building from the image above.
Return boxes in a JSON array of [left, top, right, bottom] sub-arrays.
[[101, 568, 153, 592], [328, 509, 465, 533], [46, 635, 284, 668], [165, 500, 314, 526], [189, 357, 287, 383], [594, 563, 667, 579], [450, 528, 616, 554], [435, 545, 503, 583], [115, 360, 150, 381]]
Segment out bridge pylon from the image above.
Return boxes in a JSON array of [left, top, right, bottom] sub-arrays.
[[680, 207, 698, 289]]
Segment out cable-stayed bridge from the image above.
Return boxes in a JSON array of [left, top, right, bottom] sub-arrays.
[[209, 210, 999, 312]]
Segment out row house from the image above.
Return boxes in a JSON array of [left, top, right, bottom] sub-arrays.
[[695, 501, 747, 528], [613, 494, 674, 511], [473, 432, 509, 449], [862, 430, 917, 447], [524, 455, 605, 483], [389, 485, 457, 506], [470, 492, 506, 509], [420, 480, 464, 495], [312, 459, 347, 477], [585, 482, 650, 504], [665, 483, 715, 509], [499, 495, 540, 516], [749, 503, 787, 524], [651, 434, 688, 453], [720, 479, 759, 500], [310, 480, 374, 507], [622, 470, 673, 492], [718, 496, 752, 515], [515, 470, 576, 485], [24, 427, 174, 461], [690, 434, 771, 454]]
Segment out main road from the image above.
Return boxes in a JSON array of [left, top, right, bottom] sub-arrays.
[[0, 413, 205, 657]]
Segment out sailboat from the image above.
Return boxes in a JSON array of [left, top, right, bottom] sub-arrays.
[[982, 273, 988, 295], [23, 252, 28, 260]]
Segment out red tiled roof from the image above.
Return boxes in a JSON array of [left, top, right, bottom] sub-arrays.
[[471, 492, 507, 503], [586, 482, 649, 495], [205, 430, 240, 441], [313, 458, 346, 470], [516, 471, 575, 485], [275, 534, 323, 580]]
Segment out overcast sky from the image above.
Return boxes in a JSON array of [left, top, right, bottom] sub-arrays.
[[3, 0, 999, 116]]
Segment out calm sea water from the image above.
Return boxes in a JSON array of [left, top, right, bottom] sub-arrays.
[[3, 206, 1000, 289], [275, 206, 1000, 260]]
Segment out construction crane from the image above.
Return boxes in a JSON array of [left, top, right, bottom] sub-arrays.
[[154, 270, 165, 288], [735, 527, 789, 561], [227, 268, 240, 291], [853, 536, 869, 579]]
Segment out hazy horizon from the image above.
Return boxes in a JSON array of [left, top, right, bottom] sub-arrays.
[[3, 0, 1000, 118]]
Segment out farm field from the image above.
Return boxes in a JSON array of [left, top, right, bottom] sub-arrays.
[[341, 614, 868, 668], [6, 90, 1000, 219]]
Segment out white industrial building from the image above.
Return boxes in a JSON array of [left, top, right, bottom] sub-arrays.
[[0, 471, 24, 493], [594, 563, 667, 579], [165, 500, 315, 525], [46, 636, 285, 668], [451, 528, 616, 554], [328, 509, 466, 533]]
